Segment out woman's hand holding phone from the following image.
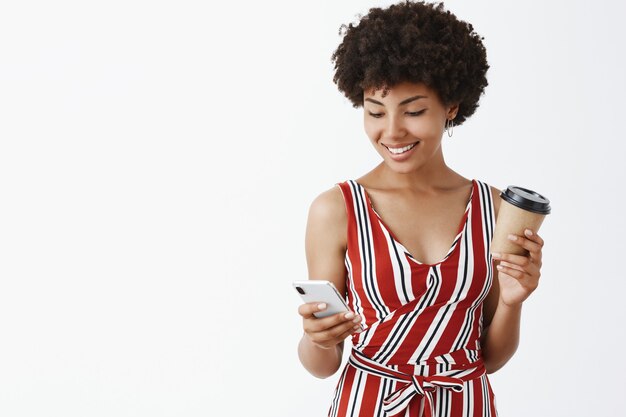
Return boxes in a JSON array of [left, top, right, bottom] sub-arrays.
[[298, 302, 363, 350]]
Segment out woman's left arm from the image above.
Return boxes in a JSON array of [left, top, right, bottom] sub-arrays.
[[481, 229, 545, 373]]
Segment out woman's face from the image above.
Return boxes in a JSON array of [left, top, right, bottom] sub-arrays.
[[363, 81, 458, 174]]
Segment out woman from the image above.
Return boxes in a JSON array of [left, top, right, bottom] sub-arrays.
[[297, 1, 545, 416]]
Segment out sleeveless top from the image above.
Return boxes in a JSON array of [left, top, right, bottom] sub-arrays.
[[328, 179, 499, 417]]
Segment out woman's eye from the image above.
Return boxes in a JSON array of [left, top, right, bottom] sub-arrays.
[[367, 110, 426, 118]]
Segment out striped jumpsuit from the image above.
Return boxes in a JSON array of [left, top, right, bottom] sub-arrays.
[[329, 179, 499, 417]]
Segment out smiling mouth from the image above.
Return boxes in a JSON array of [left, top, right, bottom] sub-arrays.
[[383, 141, 420, 154]]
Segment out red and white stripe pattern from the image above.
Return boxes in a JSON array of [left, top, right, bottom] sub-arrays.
[[328, 179, 499, 417]]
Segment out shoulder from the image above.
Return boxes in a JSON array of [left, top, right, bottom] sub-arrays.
[[308, 183, 347, 222], [307, 183, 348, 249], [476, 180, 502, 218]]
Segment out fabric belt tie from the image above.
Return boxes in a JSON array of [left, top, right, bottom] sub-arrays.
[[349, 349, 486, 417]]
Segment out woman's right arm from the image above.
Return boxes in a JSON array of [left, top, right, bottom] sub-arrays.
[[297, 185, 362, 379]]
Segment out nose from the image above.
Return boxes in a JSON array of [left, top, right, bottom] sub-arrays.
[[383, 113, 407, 140]]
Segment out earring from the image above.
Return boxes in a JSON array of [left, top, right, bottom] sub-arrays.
[[445, 118, 454, 137]]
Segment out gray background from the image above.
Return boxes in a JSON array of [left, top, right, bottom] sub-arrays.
[[1, 0, 624, 415]]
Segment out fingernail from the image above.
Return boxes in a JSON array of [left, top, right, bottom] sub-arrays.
[[507, 234, 517, 241], [491, 252, 501, 258], [497, 265, 503, 270], [352, 316, 361, 323], [344, 312, 355, 319], [353, 326, 362, 332], [318, 303, 326, 310], [525, 229, 533, 236]]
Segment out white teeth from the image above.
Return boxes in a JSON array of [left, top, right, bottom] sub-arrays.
[[386, 142, 418, 154]]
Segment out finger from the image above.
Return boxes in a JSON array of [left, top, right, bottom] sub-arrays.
[[306, 311, 361, 333], [317, 319, 362, 341], [523, 229, 544, 263], [500, 259, 540, 277], [492, 252, 531, 267], [496, 263, 528, 280], [523, 229, 545, 247], [298, 302, 328, 319], [314, 324, 361, 349], [338, 324, 362, 341], [498, 260, 526, 272], [506, 233, 543, 262]]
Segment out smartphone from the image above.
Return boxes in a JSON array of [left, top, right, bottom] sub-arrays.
[[293, 280, 364, 329]]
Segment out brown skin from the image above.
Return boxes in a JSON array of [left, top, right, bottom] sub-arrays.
[[298, 81, 545, 378]]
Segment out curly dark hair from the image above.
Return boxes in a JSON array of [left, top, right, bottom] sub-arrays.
[[331, 0, 489, 126]]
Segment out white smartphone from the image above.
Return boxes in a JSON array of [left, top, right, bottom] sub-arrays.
[[293, 280, 364, 329]]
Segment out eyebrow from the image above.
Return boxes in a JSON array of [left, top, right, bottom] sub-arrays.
[[365, 95, 428, 106]]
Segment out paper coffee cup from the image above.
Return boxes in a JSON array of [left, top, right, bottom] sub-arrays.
[[491, 186, 551, 256]]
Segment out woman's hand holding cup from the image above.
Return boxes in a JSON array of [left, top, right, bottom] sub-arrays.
[[298, 303, 363, 349], [491, 228, 545, 307], [490, 185, 551, 307]]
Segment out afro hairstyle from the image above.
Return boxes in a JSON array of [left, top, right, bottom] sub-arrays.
[[331, 0, 490, 126]]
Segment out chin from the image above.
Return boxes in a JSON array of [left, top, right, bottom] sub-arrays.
[[382, 160, 419, 174]]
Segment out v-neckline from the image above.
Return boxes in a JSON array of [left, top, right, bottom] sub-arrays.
[[354, 179, 475, 267]]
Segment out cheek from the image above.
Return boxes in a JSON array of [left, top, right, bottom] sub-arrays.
[[406, 117, 442, 138], [363, 119, 380, 140]]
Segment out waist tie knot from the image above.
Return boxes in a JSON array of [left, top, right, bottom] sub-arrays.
[[348, 349, 485, 417]]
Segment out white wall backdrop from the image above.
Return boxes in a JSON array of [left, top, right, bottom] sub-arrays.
[[1, 1, 624, 416]]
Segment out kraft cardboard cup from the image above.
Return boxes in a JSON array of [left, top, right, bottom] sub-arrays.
[[491, 186, 551, 256]]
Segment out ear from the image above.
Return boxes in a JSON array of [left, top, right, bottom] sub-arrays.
[[447, 103, 460, 119]]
